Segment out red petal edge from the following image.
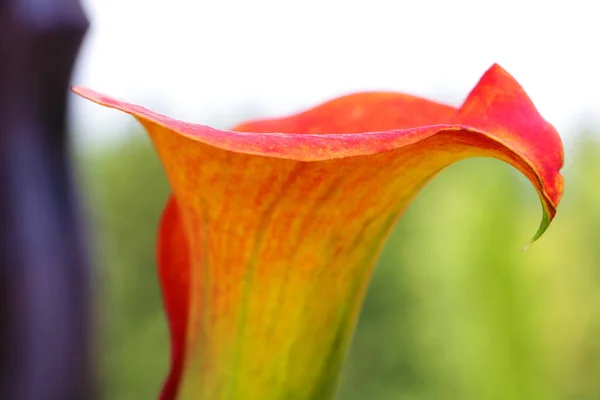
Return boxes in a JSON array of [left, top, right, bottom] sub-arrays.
[[157, 197, 189, 400]]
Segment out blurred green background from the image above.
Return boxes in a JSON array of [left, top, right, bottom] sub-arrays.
[[76, 124, 600, 400]]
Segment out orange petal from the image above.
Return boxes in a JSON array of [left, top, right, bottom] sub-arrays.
[[72, 64, 564, 400]]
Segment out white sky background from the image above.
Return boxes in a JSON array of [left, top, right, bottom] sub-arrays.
[[69, 0, 600, 150]]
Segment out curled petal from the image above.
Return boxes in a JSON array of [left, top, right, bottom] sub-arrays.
[[72, 65, 562, 243], [72, 64, 564, 399]]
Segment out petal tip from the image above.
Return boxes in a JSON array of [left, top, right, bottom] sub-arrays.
[[70, 85, 88, 98], [71, 85, 114, 107], [481, 63, 513, 84]]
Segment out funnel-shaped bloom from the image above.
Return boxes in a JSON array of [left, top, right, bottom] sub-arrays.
[[73, 64, 564, 400]]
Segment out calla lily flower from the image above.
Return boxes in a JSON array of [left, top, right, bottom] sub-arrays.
[[72, 64, 564, 400]]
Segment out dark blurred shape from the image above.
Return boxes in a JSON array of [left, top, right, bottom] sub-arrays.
[[0, 0, 92, 399]]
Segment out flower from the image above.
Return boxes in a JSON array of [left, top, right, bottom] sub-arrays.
[[72, 64, 564, 400]]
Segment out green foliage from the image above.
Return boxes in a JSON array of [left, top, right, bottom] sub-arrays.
[[79, 135, 171, 399], [81, 132, 600, 400]]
